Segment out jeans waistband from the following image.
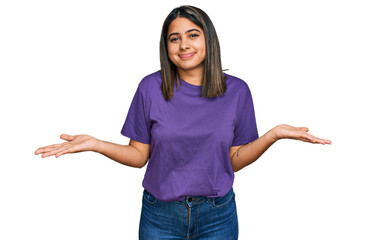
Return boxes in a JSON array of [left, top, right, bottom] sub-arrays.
[[179, 188, 234, 207], [143, 188, 234, 207]]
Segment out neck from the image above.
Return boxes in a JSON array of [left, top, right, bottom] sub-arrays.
[[177, 66, 203, 86]]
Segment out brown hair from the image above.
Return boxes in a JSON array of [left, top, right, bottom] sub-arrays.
[[160, 5, 227, 100]]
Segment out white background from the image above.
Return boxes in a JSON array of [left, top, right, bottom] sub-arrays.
[[1, 0, 365, 239]]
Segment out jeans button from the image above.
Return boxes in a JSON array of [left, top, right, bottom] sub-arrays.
[[187, 197, 192, 202]]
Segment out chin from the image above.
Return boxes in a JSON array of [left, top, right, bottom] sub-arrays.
[[178, 62, 204, 71]]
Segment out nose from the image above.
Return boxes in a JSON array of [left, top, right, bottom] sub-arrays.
[[179, 38, 190, 50]]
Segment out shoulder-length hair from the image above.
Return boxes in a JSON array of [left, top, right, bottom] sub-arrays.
[[160, 5, 227, 101]]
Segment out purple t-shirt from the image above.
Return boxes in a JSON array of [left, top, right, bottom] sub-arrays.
[[121, 71, 258, 201]]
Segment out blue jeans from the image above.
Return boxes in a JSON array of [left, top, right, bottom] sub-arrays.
[[139, 188, 238, 239]]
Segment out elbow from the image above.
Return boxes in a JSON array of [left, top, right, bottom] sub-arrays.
[[231, 161, 240, 172], [134, 154, 149, 168], [232, 165, 240, 173], [136, 159, 148, 168], [232, 162, 254, 172], [230, 158, 241, 173], [128, 140, 150, 169], [231, 160, 246, 172]]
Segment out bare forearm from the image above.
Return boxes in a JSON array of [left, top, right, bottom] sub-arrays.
[[95, 140, 147, 168], [230, 129, 277, 172]]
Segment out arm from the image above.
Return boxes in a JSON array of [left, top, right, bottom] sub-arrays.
[[35, 134, 150, 168], [97, 139, 150, 168], [229, 124, 332, 172]]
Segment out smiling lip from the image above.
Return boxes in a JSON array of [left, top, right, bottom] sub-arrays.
[[179, 53, 195, 59]]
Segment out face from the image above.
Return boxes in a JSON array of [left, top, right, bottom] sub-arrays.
[[167, 17, 206, 74]]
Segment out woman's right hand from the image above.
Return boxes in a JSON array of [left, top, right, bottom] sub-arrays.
[[35, 134, 100, 158]]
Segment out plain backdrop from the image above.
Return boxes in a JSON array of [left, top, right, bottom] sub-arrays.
[[1, 0, 365, 239]]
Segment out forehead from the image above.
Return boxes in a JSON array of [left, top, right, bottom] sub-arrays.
[[167, 17, 203, 34]]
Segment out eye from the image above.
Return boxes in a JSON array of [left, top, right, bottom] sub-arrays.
[[190, 33, 199, 38], [170, 37, 179, 43]]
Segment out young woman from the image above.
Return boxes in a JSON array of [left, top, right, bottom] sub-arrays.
[[35, 5, 331, 240]]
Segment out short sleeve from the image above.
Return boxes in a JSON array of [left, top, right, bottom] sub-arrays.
[[231, 86, 259, 146], [121, 85, 151, 144]]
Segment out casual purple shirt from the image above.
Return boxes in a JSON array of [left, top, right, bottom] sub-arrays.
[[121, 71, 258, 201]]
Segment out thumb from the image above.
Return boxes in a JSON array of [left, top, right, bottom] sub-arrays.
[[297, 127, 309, 133], [60, 134, 75, 141]]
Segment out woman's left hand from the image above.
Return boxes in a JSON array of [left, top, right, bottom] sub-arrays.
[[271, 124, 332, 145]]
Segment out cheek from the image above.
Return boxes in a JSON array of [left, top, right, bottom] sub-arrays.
[[198, 48, 206, 61], [202, 41, 206, 53], [167, 45, 177, 59], [195, 39, 206, 56]]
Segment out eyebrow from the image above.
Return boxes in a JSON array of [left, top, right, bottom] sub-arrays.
[[168, 28, 201, 39]]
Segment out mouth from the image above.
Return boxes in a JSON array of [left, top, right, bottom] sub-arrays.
[[179, 53, 195, 59]]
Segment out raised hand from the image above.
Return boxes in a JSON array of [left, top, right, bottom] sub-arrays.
[[35, 134, 100, 158], [272, 124, 332, 145]]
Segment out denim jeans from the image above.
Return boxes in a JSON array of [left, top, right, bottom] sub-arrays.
[[139, 188, 238, 239]]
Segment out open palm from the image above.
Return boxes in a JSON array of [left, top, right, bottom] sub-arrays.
[[35, 134, 99, 158]]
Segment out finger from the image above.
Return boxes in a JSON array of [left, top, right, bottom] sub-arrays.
[[53, 143, 83, 158], [35, 143, 66, 155], [55, 145, 77, 158], [299, 131, 314, 142], [40, 143, 63, 150], [35, 146, 56, 155], [60, 134, 75, 142], [297, 127, 309, 133], [35, 141, 70, 154], [40, 144, 71, 158], [299, 133, 331, 144], [311, 137, 332, 145]]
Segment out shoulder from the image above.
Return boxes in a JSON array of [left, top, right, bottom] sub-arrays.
[[224, 73, 251, 94], [138, 71, 162, 92]]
